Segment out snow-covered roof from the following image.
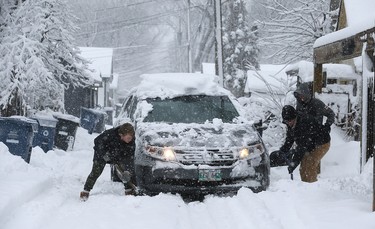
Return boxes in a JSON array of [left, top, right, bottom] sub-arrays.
[[284, 61, 358, 82], [285, 61, 314, 82], [79, 47, 113, 82], [245, 65, 288, 94], [134, 73, 229, 99], [314, 0, 375, 48]]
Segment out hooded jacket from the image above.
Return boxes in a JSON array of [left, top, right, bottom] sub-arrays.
[[294, 82, 335, 126]]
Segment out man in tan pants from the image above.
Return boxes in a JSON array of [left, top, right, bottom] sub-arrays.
[[279, 105, 331, 183], [299, 142, 330, 182], [294, 82, 335, 177]]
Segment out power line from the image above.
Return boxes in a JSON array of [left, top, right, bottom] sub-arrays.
[[75, 10, 184, 37], [93, 0, 177, 12], [77, 4, 201, 28]]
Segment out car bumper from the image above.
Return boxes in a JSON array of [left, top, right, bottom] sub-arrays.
[[135, 157, 270, 196]]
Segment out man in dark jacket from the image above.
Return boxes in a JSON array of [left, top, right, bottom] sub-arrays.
[[294, 82, 335, 131], [279, 105, 330, 182], [80, 123, 136, 201], [294, 82, 335, 173]]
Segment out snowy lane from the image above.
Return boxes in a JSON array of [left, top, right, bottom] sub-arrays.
[[1, 127, 375, 229], [0, 175, 54, 227]]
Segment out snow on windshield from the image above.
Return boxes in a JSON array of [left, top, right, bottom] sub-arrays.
[[134, 73, 230, 99], [123, 73, 250, 125]]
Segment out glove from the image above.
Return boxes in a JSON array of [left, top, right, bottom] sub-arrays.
[[114, 165, 131, 183], [124, 181, 138, 196], [287, 162, 298, 174], [80, 190, 89, 201]]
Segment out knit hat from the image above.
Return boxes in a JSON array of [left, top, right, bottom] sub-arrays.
[[282, 105, 297, 122]]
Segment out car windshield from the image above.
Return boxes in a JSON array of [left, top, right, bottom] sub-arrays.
[[143, 95, 239, 124]]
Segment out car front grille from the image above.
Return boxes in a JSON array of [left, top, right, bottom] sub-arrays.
[[174, 149, 235, 166]]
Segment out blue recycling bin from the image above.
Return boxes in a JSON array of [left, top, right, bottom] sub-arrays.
[[80, 107, 107, 134], [31, 115, 58, 152], [0, 116, 38, 163], [53, 113, 80, 151]]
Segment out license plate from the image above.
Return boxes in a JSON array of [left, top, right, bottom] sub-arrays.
[[198, 170, 222, 181]]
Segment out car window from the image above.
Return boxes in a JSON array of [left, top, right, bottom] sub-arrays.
[[143, 95, 239, 124]]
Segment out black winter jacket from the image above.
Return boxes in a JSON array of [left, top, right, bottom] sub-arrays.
[[295, 83, 335, 126], [93, 127, 135, 165], [279, 114, 330, 165]]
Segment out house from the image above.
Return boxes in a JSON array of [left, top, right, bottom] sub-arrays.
[[79, 47, 115, 108], [313, 0, 374, 93], [286, 60, 358, 90], [64, 47, 116, 118], [313, 0, 375, 210]]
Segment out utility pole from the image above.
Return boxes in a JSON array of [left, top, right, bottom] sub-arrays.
[[187, 0, 193, 73], [101, 74, 110, 107], [373, 42, 375, 212], [214, 0, 224, 86], [177, 18, 183, 72]]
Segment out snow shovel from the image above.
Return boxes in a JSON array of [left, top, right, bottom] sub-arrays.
[[114, 165, 139, 194]]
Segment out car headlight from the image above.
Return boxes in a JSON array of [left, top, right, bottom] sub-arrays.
[[238, 143, 265, 160], [145, 146, 176, 161]]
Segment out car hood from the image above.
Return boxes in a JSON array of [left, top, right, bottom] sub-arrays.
[[136, 122, 260, 149]]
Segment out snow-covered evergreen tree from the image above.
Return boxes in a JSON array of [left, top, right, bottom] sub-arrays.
[[222, 0, 260, 98], [0, 0, 92, 116]]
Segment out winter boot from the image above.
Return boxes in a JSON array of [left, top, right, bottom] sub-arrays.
[[80, 190, 90, 201], [125, 188, 136, 196]]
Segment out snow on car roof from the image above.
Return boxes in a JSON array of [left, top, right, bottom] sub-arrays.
[[134, 73, 230, 99]]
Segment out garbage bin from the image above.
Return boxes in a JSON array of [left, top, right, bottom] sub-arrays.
[[53, 113, 80, 151], [0, 116, 38, 163], [80, 107, 107, 134], [31, 114, 58, 152]]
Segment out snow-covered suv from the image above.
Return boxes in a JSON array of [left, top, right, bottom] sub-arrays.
[[114, 73, 270, 197]]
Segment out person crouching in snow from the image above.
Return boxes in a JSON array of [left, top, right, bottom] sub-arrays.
[[279, 105, 331, 183], [80, 123, 137, 201]]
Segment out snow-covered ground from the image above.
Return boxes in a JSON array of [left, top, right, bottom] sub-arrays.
[[0, 126, 374, 229]]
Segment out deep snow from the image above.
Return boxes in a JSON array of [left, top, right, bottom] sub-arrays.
[[0, 125, 374, 229]]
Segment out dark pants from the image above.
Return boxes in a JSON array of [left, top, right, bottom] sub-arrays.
[[83, 157, 135, 192], [83, 160, 133, 192], [83, 160, 107, 192]]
